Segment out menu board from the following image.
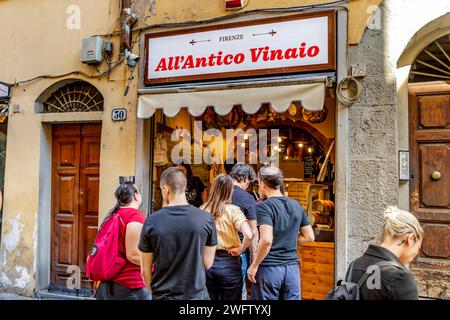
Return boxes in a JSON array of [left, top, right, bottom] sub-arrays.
[[285, 180, 310, 210], [304, 154, 316, 178]]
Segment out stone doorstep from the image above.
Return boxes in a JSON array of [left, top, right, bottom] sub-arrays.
[[34, 290, 95, 300]]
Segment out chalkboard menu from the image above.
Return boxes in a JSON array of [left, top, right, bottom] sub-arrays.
[[304, 154, 316, 178]]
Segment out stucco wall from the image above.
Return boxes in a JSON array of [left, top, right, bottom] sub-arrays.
[[0, 0, 138, 295]]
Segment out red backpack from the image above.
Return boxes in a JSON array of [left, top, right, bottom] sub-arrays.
[[86, 212, 127, 281]]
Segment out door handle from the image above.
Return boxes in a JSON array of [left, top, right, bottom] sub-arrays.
[[430, 171, 442, 181]]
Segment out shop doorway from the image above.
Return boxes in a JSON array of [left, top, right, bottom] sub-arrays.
[[408, 34, 450, 299], [148, 87, 336, 299], [50, 123, 101, 291]]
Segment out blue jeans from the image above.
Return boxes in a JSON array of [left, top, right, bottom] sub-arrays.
[[241, 252, 249, 300], [206, 251, 243, 300], [250, 264, 301, 300]]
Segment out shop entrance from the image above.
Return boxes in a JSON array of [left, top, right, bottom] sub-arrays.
[[149, 87, 336, 299], [50, 123, 101, 291]]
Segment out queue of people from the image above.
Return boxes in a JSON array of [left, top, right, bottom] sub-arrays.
[[88, 163, 425, 301]]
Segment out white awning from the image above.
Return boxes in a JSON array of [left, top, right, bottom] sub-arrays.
[[137, 79, 326, 118]]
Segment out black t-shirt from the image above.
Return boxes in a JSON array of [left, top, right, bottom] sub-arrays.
[[231, 185, 257, 221], [186, 176, 205, 208], [138, 204, 218, 300], [232, 185, 257, 242], [256, 196, 310, 266]]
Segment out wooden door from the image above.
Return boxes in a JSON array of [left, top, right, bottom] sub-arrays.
[[409, 83, 450, 299], [51, 124, 101, 289]]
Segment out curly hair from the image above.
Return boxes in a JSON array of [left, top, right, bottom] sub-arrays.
[[230, 163, 256, 183]]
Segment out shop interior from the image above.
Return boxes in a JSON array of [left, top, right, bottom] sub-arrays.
[[149, 87, 336, 300]]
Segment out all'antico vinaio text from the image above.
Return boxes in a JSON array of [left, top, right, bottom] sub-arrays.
[[153, 42, 320, 72]]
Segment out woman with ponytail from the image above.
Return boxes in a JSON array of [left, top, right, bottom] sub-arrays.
[[95, 182, 150, 300], [201, 174, 253, 300], [345, 206, 424, 300]]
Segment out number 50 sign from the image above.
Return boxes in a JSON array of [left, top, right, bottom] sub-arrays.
[[112, 108, 127, 121]]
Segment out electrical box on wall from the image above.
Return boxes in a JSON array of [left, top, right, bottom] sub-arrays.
[[81, 36, 103, 64]]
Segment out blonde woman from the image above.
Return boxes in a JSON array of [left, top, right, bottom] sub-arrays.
[[201, 174, 253, 300], [346, 206, 424, 300]]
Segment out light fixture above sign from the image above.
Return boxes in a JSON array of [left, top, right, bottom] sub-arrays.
[[0, 82, 11, 101]]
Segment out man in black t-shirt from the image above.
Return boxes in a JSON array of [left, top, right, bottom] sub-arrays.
[[247, 166, 315, 300], [139, 167, 218, 300], [229, 163, 258, 300]]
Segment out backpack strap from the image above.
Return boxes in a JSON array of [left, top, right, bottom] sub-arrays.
[[345, 261, 355, 282], [113, 211, 126, 227], [357, 267, 376, 288]]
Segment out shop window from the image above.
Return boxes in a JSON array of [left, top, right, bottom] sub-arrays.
[[42, 82, 104, 113]]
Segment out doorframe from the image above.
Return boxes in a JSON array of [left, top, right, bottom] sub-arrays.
[[135, 9, 350, 284], [36, 118, 102, 292]]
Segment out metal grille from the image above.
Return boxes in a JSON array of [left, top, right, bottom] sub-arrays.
[[43, 82, 104, 113], [410, 34, 450, 82]]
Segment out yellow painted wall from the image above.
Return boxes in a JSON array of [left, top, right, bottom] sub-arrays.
[[0, 0, 137, 295]]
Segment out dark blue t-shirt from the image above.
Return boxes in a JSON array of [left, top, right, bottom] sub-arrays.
[[138, 204, 217, 300], [231, 185, 257, 221], [256, 196, 310, 267]]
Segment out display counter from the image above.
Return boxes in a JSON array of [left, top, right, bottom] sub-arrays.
[[298, 241, 335, 300]]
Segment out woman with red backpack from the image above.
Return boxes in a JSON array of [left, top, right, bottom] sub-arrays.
[[89, 181, 151, 300]]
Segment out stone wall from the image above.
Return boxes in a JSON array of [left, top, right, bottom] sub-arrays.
[[346, 2, 399, 262]]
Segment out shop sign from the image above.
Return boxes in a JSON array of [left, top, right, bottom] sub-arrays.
[[144, 11, 335, 85], [0, 82, 11, 101]]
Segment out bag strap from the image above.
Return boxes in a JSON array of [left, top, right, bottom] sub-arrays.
[[99, 211, 125, 231], [357, 260, 407, 288], [345, 261, 355, 282]]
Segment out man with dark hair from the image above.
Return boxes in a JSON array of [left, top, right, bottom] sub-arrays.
[[229, 163, 258, 299], [247, 166, 315, 300], [160, 166, 187, 195], [139, 167, 218, 300], [224, 158, 237, 175]]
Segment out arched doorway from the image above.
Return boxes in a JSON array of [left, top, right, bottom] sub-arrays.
[[408, 35, 450, 299], [40, 80, 104, 295]]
